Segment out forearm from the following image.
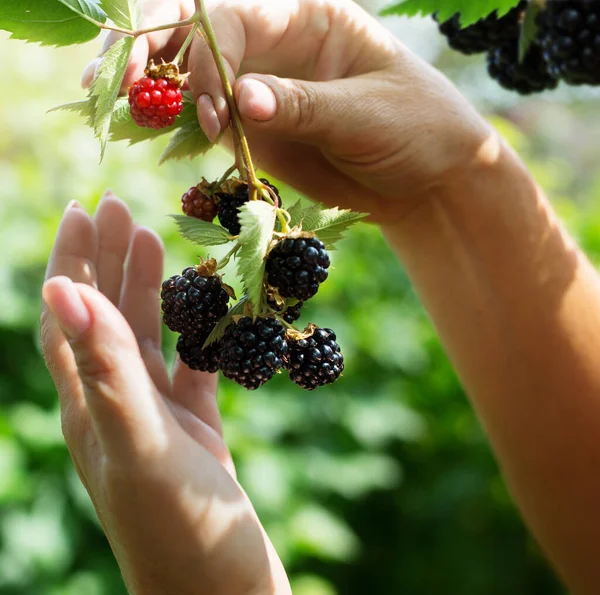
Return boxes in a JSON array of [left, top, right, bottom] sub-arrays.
[[383, 132, 600, 594]]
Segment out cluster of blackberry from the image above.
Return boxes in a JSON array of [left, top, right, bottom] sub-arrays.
[[436, 0, 600, 94], [163, 178, 344, 391]]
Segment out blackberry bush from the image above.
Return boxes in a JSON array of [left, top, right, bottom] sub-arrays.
[[266, 237, 331, 302], [537, 0, 600, 85], [218, 317, 288, 390], [435, 2, 526, 55], [285, 327, 344, 391], [487, 41, 559, 95], [161, 262, 230, 336], [177, 334, 221, 374]]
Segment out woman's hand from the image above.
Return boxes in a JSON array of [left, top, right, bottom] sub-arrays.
[[86, 0, 494, 222], [40, 195, 291, 595]]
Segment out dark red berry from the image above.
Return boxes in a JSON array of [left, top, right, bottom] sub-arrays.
[[182, 186, 218, 222], [161, 264, 230, 337], [218, 317, 288, 390], [128, 62, 184, 129], [285, 327, 344, 391], [266, 237, 330, 302]]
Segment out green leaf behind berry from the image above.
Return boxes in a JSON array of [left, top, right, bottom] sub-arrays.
[[100, 0, 141, 29], [237, 201, 277, 313], [89, 36, 135, 160], [519, 0, 543, 61], [0, 0, 104, 46], [203, 296, 248, 348], [299, 206, 368, 250], [159, 121, 212, 164], [171, 215, 233, 247], [287, 199, 306, 229], [109, 94, 199, 145], [48, 100, 96, 126], [380, 0, 521, 26]]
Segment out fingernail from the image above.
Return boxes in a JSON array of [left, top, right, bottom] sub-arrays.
[[81, 57, 102, 89], [43, 278, 91, 339], [197, 94, 221, 143], [65, 200, 83, 212], [237, 78, 277, 122]]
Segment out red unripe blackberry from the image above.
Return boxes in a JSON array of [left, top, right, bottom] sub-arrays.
[[177, 334, 220, 373], [487, 40, 559, 94], [435, 2, 526, 55], [128, 61, 184, 129], [161, 263, 230, 337], [537, 0, 600, 85], [182, 185, 218, 222], [218, 317, 288, 390], [285, 327, 344, 391], [266, 237, 330, 302]]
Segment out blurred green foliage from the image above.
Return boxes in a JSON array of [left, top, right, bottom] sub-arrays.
[[5, 14, 600, 593]]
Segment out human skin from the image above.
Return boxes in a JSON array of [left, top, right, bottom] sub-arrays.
[[42, 0, 600, 594]]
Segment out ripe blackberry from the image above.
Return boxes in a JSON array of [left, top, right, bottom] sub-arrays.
[[217, 179, 281, 235], [128, 61, 184, 129], [217, 185, 249, 236], [488, 40, 559, 94], [161, 263, 230, 336], [266, 237, 330, 302], [537, 0, 600, 85], [435, 2, 526, 55], [177, 334, 220, 374], [267, 297, 303, 324], [182, 185, 218, 222], [218, 317, 288, 390], [285, 327, 344, 391]]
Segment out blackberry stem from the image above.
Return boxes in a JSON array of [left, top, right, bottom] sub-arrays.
[[194, 0, 261, 195], [218, 164, 239, 186], [217, 244, 240, 270], [93, 14, 201, 37], [173, 23, 199, 66]]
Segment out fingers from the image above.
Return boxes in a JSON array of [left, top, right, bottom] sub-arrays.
[[43, 278, 173, 462], [172, 362, 222, 437], [94, 192, 134, 306], [41, 202, 98, 403], [119, 226, 170, 394]]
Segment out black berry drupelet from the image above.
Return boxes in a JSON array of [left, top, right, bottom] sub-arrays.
[[266, 237, 331, 302], [487, 40, 559, 94], [161, 266, 230, 336], [537, 0, 600, 85], [218, 317, 288, 390], [435, 2, 526, 55], [177, 334, 221, 373], [285, 327, 344, 391]]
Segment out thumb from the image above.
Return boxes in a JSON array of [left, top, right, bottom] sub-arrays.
[[234, 74, 347, 144], [43, 277, 171, 461]]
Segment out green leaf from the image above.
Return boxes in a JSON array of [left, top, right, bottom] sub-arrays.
[[204, 297, 249, 347], [0, 0, 105, 46], [170, 215, 233, 247], [237, 202, 277, 312], [299, 206, 368, 249], [287, 199, 306, 228], [159, 121, 213, 164], [100, 0, 141, 29], [519, 0, 543, 62], [381, 0, 521, 27], [48, 100, 96, 126], [89, 36, 135, 159], [109, 94, 200, 145]]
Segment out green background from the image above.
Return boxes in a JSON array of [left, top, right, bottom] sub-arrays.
[[2, 6, 598, 594]]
